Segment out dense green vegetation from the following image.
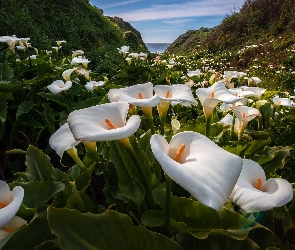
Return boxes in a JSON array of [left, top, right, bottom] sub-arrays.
[[0, 0, 147, 75], [167, 0, 295, 70]]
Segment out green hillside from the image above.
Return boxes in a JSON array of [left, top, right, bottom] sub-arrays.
[[166, 0, 295, 69], [0, 0, 147, 73]]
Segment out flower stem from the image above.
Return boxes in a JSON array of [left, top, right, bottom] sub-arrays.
[[118, 138, 156, 209], [205, 116, 211, 138], [160, 116, 165, 135], [229, 113, 236, 140], [164, 174, 172, 237]]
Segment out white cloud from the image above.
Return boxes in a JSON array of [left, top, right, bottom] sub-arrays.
[[105, 0, 244, 21], [98, 0, 143, 9], [162, 19, 194, 25]]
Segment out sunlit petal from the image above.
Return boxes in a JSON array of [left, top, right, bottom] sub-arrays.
[[150, 132, 243, 211], [68, 101, 140, 141], [230, 159, 293, 213]]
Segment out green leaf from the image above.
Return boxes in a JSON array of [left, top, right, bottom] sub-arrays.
[[0, 91, 14, 100], [48, 208, 181, 250], [253, 146, 292, 177], [152, 188, 267, 240], [25, 145, 53, 181], [3, 211, 53, 250], [18, 114, 43, 128], [138, 130, 155, 164], [0, 63, 14, 80], [0, 80, 28, 91], [176, 233, 262, 250], [0, 98, 7, 122], [42, 103, 56, 134], [243, 139, 271, 158], [39, 92, 69, 107], [16, 101, 34, 120], [141, 210, 165, 227], [107, 141, 145, 205], [10, 181, 65, 208]]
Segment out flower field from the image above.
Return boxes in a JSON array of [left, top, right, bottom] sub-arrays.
[[0, 35, 294, 249]]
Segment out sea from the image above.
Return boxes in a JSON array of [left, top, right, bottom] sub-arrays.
[[145, 43, 170, 53]]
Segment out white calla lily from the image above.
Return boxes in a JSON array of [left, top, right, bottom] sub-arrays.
[[272, 96, 293, 108], [229, 88, 257, 98], [154, 84, 197, 119], [62, 68, 75, 82], [68, 101, 140, 142], [47, 80, 72, 94], [231, 106, 261, 140], [49, 123, 80, 157], [85, 81, 104, 91], [0, 181, 24, 229], [230, 159, 293, 213], [108, 82, 160, 108], [154, 84, 197, 104], [150, 132, 243, 211], [0, 216, 27, 249], [241, 86, 266, 99], [71, 57, 90, 69], [187, 69, 201, 77], [196, 81, 245, 119]]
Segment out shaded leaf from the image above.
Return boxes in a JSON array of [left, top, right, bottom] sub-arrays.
[[25, 145, 53, 181], [3, 211, 53, 250], [48, 208, 181, 250], [16, 101, 34, 120], [108, 141, 145, 206], [10, 181, 65, 208]]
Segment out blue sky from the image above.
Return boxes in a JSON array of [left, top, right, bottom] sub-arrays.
[[91, 0, 246, 43]]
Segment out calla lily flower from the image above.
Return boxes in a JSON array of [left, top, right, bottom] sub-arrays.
[[154, 84, 197, 104], [117, 46, 129, 54], [56, 40, 66, 47], [150, 132, 243, 211], [272, 96, 293, 108], [108, 82, 160, 108], [0, 216, 27, 249], [0, 181, 24, 229], [229, 88, 257, 98], [196, 80, 245, 119], [129, 52, 139, 59], [72, 50, 84, 58], [47, 80, 72, 94], [223, 71, 238, 80], [241, 86, 266, 99], [0, 35, 19, 43], [187, 69, 201, 77], [62, 68, 75, 82], [75, 67, 90, 80], [49, 123, 80, 157], [71, 56, 91, 69], [248, 76, 262, 85], [85, 81, 104, 91], [154, 84, 197, 119], [255, 100, 268, 109], [231, 106, 261, 140], [68, 101, 140, 142], [230, 159, 293, 213], [171, 118, 180, 134]]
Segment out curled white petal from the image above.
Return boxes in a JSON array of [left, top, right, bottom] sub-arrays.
[[0, 216, 27, 248], [68, 101, 140, 141], [150, 132, 243, 211], [49, 123, 80, 157], [0, 182, 24, 229], [108, 82, 160, 107], [47, 80, 72, 94], [154, 84, 197, 104], [230, 159, 293, 213]]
